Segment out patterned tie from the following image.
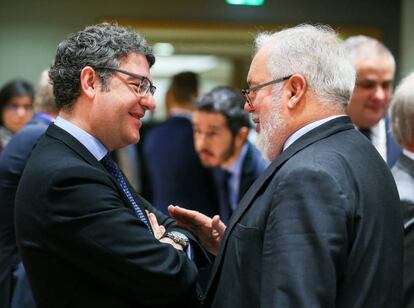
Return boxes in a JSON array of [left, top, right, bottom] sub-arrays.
[[100, 154, 152, 232]]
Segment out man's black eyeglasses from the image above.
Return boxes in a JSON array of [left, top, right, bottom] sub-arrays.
[[242, 75, 292, 109], [94, 67, 156, 96]]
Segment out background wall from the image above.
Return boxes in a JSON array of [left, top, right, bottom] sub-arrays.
[[0, 0, 407, 87], [401, 0, 414, 77]]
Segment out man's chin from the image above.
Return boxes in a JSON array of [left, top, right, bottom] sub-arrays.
[[200, 160, 218, 168]]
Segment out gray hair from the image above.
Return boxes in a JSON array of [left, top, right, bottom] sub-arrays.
[[255, 24, 356, 107], [33, 69, 57, 114], [343, 35, 395, 69], [49, 23, 155, 109], [390, 72, 414, 146]]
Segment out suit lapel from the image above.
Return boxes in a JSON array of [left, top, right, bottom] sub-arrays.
[[205, 116, 355, 297], [46, 124, 143, 213]]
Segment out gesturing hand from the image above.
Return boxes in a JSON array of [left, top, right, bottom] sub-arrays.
[[168, 205, 226, 255]]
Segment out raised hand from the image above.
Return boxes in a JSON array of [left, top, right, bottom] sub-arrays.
[[168, 205, 226, 255]]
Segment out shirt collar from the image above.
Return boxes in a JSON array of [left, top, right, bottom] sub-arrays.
[[54, 116, 108, 160], [283, 115, 346, 151]]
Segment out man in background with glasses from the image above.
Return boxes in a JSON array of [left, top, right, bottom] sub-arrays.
[[170, 24, 402, 307], [14, 23, 206, 308]]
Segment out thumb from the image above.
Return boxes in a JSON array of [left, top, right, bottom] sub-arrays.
[[212, 215, 226, 236]]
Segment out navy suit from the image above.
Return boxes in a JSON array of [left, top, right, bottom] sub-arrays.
[[213, 142, 267, 223], [238, 142, 268, 202], [0, 113, 51, 308], [385, 115, 401, 167], [143, 115, 219, 216]]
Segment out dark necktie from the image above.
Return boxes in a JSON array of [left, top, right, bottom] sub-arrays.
[[215, 169, 232, 224], [359, 128, 371, 140], [100, 154, 152, 232]]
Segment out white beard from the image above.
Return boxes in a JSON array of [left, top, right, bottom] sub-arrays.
[[256, 90, 285, 161]]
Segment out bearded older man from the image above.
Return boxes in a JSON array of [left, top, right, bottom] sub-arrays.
[[169, 24, 402, 308]]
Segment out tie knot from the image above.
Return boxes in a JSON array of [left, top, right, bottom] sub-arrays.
[[101, 154, 118, 173]]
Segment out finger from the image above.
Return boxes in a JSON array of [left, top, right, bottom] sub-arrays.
[[171, 206, 212, 227], [147, 212, 159, 229], [212, 215, 226, 237], [159, 225, 166, 236], [145, 210, 154, 228]]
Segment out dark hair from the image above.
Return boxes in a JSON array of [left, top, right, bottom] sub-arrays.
[[0, 79, 34, 125], [169, 71, 198, 104], [49, 22, 155, 109], [194, 86, 251, 135]]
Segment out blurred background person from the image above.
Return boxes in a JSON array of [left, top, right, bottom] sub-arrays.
[[192, 86, 267, 223], [143, 71, 218, 216], [0, 70, 57, 308], [390, 71, 414, 308], [0, 80, 34, 153], [343, 35, 401, 167]]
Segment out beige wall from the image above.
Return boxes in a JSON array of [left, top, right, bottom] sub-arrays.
[[401, 0, 414, 77], [0, 0, 401, 86]]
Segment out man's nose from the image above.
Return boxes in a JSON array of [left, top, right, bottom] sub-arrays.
[[244, 101, 254, 112], [17, 106, 30, 117], [140, 95, 156, 111], [373, 86, 387, 101]]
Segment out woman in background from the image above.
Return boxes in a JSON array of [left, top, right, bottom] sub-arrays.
[[0, 80, 34, 153]]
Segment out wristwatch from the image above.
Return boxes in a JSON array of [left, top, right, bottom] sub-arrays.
[[163, 231, 189, 248]]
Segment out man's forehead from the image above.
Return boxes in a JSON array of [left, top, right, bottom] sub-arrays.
[[247, 46, 271, 85], [355, 56, 395, 74], [193, 111, 227, 126]]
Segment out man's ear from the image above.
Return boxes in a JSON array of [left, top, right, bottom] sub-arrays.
[[286, 74, 307, 109], [80, 66, 98, 99], [235, 126, 249, 147]]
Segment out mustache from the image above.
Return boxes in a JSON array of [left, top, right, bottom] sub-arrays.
[[198, 149, 213, 156]]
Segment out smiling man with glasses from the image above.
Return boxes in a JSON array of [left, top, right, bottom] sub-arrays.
[[14, 23, 207, 308], [170, 24, 403, 308]]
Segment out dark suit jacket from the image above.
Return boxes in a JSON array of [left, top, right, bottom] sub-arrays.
[[0, 113, 51, 308], [143, 116, 218, 217], [15, 124, 205, 308], [385, 115, 401, 167], [213, 142, 267, 223], [204, 116, 403, 308], [392, 154, 414, 308], [238, 142, 267, 202]]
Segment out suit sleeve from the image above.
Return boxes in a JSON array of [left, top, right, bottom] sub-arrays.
[[138, 195, 212, 268], [260, 167, 351, 308], [43, 163, 198, 306]]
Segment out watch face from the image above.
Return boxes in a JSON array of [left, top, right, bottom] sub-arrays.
[[168, 231, 189, 247]]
